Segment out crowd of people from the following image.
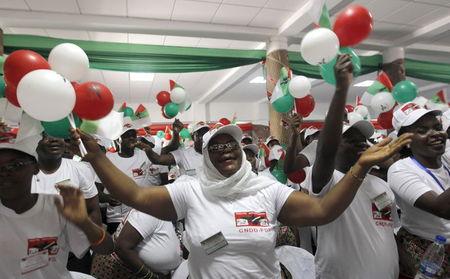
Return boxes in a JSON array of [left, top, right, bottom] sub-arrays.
[[0, 54, 449, 279]]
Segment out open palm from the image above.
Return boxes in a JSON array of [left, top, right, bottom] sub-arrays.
[[54, 185, 88, 226]]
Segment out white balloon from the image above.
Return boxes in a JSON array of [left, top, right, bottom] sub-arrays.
[[170, 87, 187, 104], [354, 105, 369, 118], [360, 91, 374, 107], [48, 43, 89, 81], [288, 76, 311, 99], [370, 92, 395, 114], [17, 69, 75, 122], [347, 112, 364, 125], [300, 28, 339, 66]]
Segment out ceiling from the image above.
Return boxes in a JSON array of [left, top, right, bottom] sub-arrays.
[[0, 0, 449, 121]]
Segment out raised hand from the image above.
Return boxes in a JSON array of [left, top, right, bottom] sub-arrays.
[[283, 113, 303, 134], [54, 184, 89, 227], [172, 118, 184, 134], [357, 133, 413, 169], [334, 54, 353, 91], [70, 128, 103, 162]]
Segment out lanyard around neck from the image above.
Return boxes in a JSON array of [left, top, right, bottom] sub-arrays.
[[410, 156, 450, 192]]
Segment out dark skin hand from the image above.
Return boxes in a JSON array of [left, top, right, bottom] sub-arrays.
[[283, 113, 310, 174]]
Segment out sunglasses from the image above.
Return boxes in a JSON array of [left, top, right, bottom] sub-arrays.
[[208, 141, 240, 153], [0, 160, 35, 173]]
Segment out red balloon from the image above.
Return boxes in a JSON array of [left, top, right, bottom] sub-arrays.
[[5, 85, 20, 107], [73, 82, 114, 120], [71, 81, 80, 90], [165, 133, 172, 140], [3, 50, 50, 88], [219, 118, 231, 125], [288, 169, 306, 184], [295, 95, 315, 118], [377, 109, 394, 129], [345, 104, 354, 113], [157, 91, 171, 107], [333, 5, 373, 47]]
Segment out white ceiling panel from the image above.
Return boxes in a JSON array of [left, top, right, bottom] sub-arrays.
[[163, 36, 200, 47], [264, 0, 307, 11], [212, 4, 261, 26], [25, 0, 79, 13], [127, 0, 174, 20], [228, 40, 264, 50], [46, 29, 89, 40], [82, 69, 105, 83], [249, 8, 293, 28], [130, 83, 153, 104], [171, 0, 219, 23], [128, 33, 165, 45], [109, 84, 130, 103], [222, 0, 268, 7], [215, 67, 265, 102], [88, 32, 128, 43], [414, 0, 450, 7], [77, 0, 126, 16], [176, 72, 206, 90], [364, 0, 409, 20], [7, 27, 47, 36], [102, 70, 130, 87], [409, 8, 450, 27], [197, 38, 231, 48], [382, 2, 437, 24], [368, 21, 414, 40], [191, 69, 232, 99], [0, 0, 29, 10]]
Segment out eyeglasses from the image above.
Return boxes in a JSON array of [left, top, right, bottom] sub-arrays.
[[208, 141, 240, 153], [0, 161, 35, 173]]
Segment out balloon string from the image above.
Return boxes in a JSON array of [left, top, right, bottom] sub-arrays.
[[68, 113, 87, 157]]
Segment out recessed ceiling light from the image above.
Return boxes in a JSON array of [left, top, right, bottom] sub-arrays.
[[130, 73, 154, 81], [354, 80, 375, 87], [250, 76, 266, 84]]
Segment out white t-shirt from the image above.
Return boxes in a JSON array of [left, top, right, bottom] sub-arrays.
[[32, 158, 98, 199], [170, 147, 203, 177], [0, 194, 90, 279], [299, 140, 318, 166], [388, 157, 450, 242], [106, 150, 157, 223], [304, 167, 399, 279], [166, 177, 294, 279], [115, 210, 182, 274]]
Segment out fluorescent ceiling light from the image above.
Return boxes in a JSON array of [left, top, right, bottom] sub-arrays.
[[354, 80, 374, 87], [250, 76, 266, 84], [130, 73, 154, 81]]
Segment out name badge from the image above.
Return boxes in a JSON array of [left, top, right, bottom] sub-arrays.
[[20, 250, 49, 274], [185, 169, 197, 176], [200, 232, 228, 255], [373, 192, 392, 211]]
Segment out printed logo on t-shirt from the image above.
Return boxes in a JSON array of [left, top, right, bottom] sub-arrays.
[[371, 203, 393, 228], [234, 212, 269, 227], [27, 237, 59, 261], [132, 168, 144, 177]]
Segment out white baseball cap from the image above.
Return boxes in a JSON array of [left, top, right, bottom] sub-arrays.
[[202, 124, 243, 150], [304, 127, 320, 138], [0, 134, 41, 159], [192, 121, 210, 134], [265, 136, 279, 146], [383, 47, 405, 64], [242, 143, 258, 155], [441, 110, 450, 131], [268, 145, 284, 161], [241, 134, 253, 142], [342, 120, 374, 139], [392, 102, 441, 132]]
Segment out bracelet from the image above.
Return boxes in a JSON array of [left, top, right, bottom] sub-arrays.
[[91, 229, 106, 247], [134, 264, 146, 276], [349, 166, 365, 182]]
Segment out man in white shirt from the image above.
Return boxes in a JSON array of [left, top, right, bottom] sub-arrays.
[[441, 109, 450, 165], [144, 121, 210, 177], [303, 55, 399, 279]]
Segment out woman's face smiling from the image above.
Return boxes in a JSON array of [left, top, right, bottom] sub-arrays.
[[208, 134, 243, 177]]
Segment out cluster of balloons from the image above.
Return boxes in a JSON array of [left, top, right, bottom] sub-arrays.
[[300, 5, 372, 83], [156, 80, 191, 119], [2, 44, 114, 138]]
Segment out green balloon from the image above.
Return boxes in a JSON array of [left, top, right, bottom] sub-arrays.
[[123, 107, 134, 118], [272, 94, 294, 113], [320, 47, 361, 85], [164, 103, 179, 118], [393, 80, 418, 103], [0, 78, 5, 99], [180, 128, 191, 140], [0, 56, 4, 75], [156, 130, 165, 138], [271, 168, 287, 184], [42, 115, 81, 139]]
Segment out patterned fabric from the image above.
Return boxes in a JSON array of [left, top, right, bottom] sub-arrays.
[[276, 226, 300, 248], [91, 253, 165, 279], [396, 228, 450, 278]]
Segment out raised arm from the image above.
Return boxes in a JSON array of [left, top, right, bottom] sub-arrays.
[[71, 129, 177, 221], [283, 113, 310, 173], [279, 134, 413, 226], [161, 118, 183, 154], [312, 54, 353, 193]]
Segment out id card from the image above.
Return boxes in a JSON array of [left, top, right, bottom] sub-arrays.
[[373, 192, 392, 211], [200, 232, 228, 255], [20, 250, 49, 274], [185, 169, 197, 176]]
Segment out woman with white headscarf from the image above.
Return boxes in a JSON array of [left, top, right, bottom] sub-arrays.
[[71, 122, 410, 278]]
